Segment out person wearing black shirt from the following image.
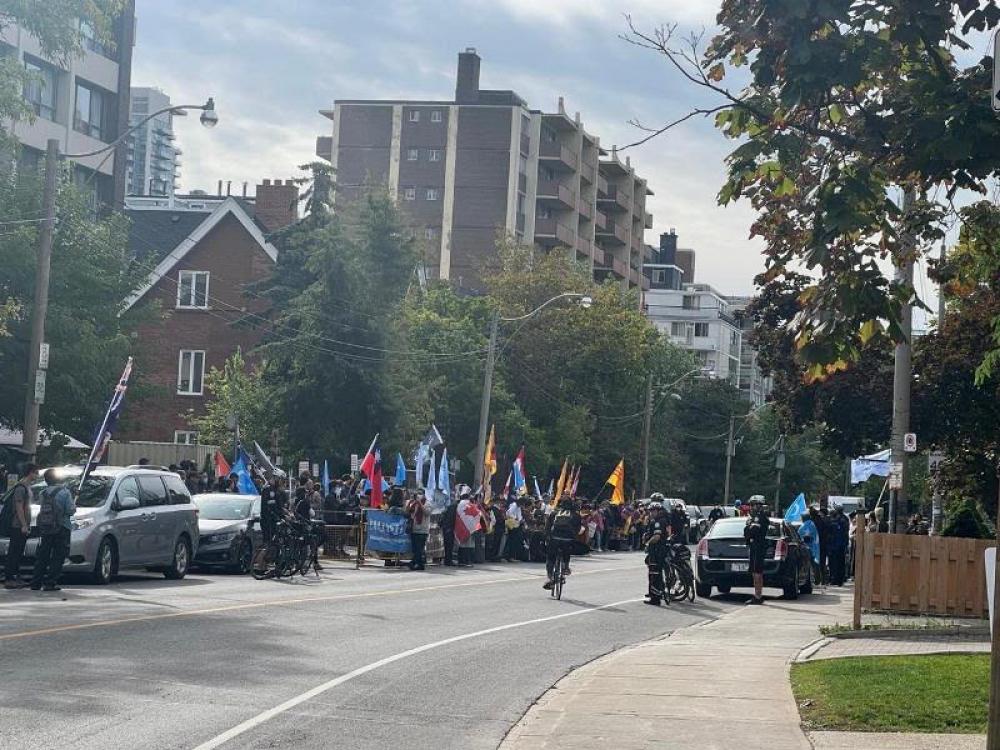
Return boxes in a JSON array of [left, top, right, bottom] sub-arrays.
[[260, 476, 288, 543], [543, 495, 581, 590], [643, 505, 671, 606], [440, 500, 457, 566], [744, 498, 769, 605]]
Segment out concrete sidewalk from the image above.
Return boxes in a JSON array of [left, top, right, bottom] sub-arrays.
[[501, 588, 852, 750]]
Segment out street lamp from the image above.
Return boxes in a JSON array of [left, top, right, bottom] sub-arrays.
[[640, 367, 702, 498], [473, 292, 591, 490], [20, 97, 219, 459]]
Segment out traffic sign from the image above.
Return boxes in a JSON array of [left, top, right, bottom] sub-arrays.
[[904, 432, 917, 453], [350, 453, 359, 473], [38, 342, 49, 370], [929, 451, 945, 471], [889, 462, 904, 490], [33, 369, 45, 404], [994, 29, 1000, 112]]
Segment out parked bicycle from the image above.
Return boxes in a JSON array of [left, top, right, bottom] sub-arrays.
[[251, 516, 322, 579]]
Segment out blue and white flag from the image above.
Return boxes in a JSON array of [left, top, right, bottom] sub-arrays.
[[79, 357, 133, 490], [512, 456, 526, 495], [426, 448, 438, 495], [231, 449, 258, 495], [783, 492, 808, 523], [851, 448, 890, 484], [322, 459, 331, 496], [437, 448, 450, 496], [395, 453, 407, 486]]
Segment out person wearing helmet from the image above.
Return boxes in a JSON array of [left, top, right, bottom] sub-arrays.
[[643, 501, 670, 606], [543, 494, 582, 590]]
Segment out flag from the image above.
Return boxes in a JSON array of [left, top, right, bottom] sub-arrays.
[[426, 448, 438, 496], [512, 446, 527, 496], [552, 458, 569, 505], [252, 441, 277, 475], [413, 425, 444, 488], [483, 425, 497, 503], [214, 450, 230, 479], [570, 465, 581, 497], [395, 453, 407, 486], [455, 496, 481, 543], [79, 357, 134, 491], [547, 478, 554, 496], [322, 459, 331, 495], [606, 459, 625, 505], [438, 448, 450, 496], [359, 433, 384, 508], [231, 449, 258, 495], [534, 477, 543, 499], [783, 492, 808, 523]]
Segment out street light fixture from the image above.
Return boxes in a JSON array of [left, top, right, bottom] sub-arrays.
[[20, 97, 219, 460], [473, 292, 591, 490]]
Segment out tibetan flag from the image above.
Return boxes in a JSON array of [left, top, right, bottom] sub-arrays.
[[552, 458, 569, 505], [483, 425, 498, 503], [359, 433, 384, 508], [606, 459, 625, 505], [395, 453, 407, 486], [214, 450, 231, 479]]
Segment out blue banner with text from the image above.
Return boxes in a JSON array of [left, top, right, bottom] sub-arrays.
[[365, 509, 411, 554]]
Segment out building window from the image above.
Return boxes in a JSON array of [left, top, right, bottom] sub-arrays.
[[426, 188, 440, 201], [177, 350, 205, 395], [430, 110, 442, 123], [174, 430, 198, 445], [537, 206, 552, 220], [80, 17, 114, 59], [428, 149, 442, 162], [74, 81, 107, 140], [408, 110, 420, 122], [670, 322, 686, 337], [694, 322, 710, 337], [176, 270, 209, 309], [652, 269, 666, 285], [682, 295, 699, 310], [424, 226, 439, 240], [407, 148, 419, 161], [403, 187, 416, 201], [23, 58, 57, 120]]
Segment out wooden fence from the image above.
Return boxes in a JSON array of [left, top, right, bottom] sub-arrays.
[[854, 529, 992, 622]]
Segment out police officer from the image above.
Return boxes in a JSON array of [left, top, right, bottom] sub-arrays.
[[543, 494, 582, 590], [669, 502, 689, 544], [643, 502, 671, 606], [744, 496, 769, 605], [260, 475, 288, 543]]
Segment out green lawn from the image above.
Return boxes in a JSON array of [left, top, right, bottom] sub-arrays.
[[790, 654, 989, 734]]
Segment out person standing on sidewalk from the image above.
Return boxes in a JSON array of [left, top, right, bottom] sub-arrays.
[[31, 469, 75, 592], [3, 464, 38, 589], [744, 497, 768, 605], [407, 490, 429, 570]]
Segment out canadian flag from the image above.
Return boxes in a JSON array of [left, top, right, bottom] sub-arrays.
[[454, 498, 481, 543]]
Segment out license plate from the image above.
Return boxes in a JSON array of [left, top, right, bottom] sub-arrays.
[[730, 562, 749, 572]]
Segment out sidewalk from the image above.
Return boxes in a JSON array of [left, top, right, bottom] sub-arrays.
[[501, 587, 852, 750], [500, 585, 987, 750]]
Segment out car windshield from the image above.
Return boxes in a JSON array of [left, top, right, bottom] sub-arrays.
[[31, 475, 113, 508], [708, 517, 782, 539], [194, 497, 253, 520]]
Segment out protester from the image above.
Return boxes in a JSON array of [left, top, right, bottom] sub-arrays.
[[543, 494, 581, 590], [828, 507, 849, 586], [407, 490, 429, 570], [2, 463, 38, 589], [504, 496, 526, 562], [799, 512, 821, 585], [809, 506, 828, 585], [260, 475, 288, 543], [440, 496, 457, 566], [456, 486, 477, 567], [486, 498, 506, 562], [31, 469, 75, 592], [744, 497, 768, 605]]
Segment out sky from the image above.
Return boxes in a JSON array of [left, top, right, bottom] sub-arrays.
[[130, 0, 941, 303]]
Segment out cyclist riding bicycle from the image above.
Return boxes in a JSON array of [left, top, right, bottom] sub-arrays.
[[643, 497, 671, 606], [543, 494, 582, 590]]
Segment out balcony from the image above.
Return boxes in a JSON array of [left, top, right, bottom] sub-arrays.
[[612, 256, 629, 279], [518, 173, 527, 194], [591, 245, 607, 267], [576, 236, 593, 259], [581, 159, 597, 184], [520, 132, 531, 156], [641, 273, 651, 291], [597, 184, 630, 213], [594, 210, 607, 230], [536, 179, 576, 210], [644, 210, 653, 229], [538, 139, 578, 171], [578, 199, 593, 220], [595, 218, 627, 245], [534, 217, 576, 247]]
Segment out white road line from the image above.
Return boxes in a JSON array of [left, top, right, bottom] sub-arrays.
[[191, 597, 642, 750]]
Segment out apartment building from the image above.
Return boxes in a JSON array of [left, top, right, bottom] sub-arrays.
[[1, 3, 136, 207], [318, 49, 652, 292], [126, 87, 181, 197], [725, 296, 773, 407]]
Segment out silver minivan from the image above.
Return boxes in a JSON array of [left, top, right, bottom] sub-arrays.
[[0, 465, 200, 584]]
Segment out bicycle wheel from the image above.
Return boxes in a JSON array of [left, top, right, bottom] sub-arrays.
[[667, 563, 689, 602], [553, 557, 564, 600], [251, 543, 277, 580]]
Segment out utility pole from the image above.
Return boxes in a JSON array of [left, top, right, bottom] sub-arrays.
[[774, 434, 786, 515], [474, 310, 500, 491], [722, 415, 736, 506], [20, 139, 59, 461], [888, 187, 916, 533], [640, 371, 654, 498]]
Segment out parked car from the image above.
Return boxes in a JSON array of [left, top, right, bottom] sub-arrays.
[[0, 465, 200, 584], [694, 516, 812, 599], [192, 493, 261, 574]]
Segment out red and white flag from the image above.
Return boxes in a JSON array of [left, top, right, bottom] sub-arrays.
[[454, 498, 481, 543], [214, 450, 231, 478], [359, 433, 384, 508]]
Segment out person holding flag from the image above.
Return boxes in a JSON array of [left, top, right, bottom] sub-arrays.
[[605, 459, 626, 506], [483, 425, 497, 503], [359, 434, 384, 509]]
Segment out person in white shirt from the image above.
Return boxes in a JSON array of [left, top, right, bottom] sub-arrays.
[[504, 495, 525, 562]]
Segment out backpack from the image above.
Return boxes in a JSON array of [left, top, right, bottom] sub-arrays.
[[35, 486, 61, 535], [550, 508, 577, 539]]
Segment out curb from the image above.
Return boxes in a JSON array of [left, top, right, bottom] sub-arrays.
[[795, 637, 833, 662], [827, 626, 989, 640]]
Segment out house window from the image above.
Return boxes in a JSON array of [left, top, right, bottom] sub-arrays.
[[177, 270, 209, 309], [407, 148, 419, 161], [74, 81, 106, 140], [652, 269, 666, 285], [23, 58, 57, 120], [426, 187, 440, 201], [682, 294, 699, 310], [431, 110, 442, 123], [174, 430, 198, 445], [403, 187, 416, 201], [670, 322, 685, 337], [177, 350, 205, 395], [408, 110, 420, 122], [428, 149, 442, 162], [537, 206, 552, 220], [694, 322, 710, 337]]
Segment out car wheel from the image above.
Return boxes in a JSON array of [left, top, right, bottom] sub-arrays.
[[91, 537, 116, 585], [717, 585, 731, 594], [695, 582, 712, 598], [164, 536, 191, 580], [233, 538, 253, 575], [783, 576, 799, 600], [799, 566, 813, 595]]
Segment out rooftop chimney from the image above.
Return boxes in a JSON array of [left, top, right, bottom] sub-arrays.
[[456, 48, 480, 104], [254, 178, 299, 232]]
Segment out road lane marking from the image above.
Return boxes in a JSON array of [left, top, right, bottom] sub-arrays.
[[191, 597, 642, 750], [0, 563, 640, 641]]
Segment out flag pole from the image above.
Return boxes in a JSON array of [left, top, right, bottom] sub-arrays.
[[78, 357, 133, 496]]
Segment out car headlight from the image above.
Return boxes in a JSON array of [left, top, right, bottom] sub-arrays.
[[204, 531, 238, 545], [72, 518, 94, 531]]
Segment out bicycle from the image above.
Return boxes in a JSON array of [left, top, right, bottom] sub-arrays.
[[666, 543, 696, 602], [251, 517, 320, 579], [550, 553, 565, 600]]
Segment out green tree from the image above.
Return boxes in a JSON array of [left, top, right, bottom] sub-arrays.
[[624, 2, 1000, 376], [187, 351, 276, 452]]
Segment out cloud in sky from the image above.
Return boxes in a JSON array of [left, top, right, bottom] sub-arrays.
[[132, 0, 764, 294]]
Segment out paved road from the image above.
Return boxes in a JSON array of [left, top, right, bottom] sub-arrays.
[[0, 552, 743, 749]]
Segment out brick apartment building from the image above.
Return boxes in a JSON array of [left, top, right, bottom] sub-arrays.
[[318, 49, 653, 293], [118, 180, 298, 443]]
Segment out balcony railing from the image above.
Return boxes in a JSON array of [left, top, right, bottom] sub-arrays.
[[644, 210, 653, 229], [597, 172, 608, 195], [581, 159, 597, 184], [597, 184, 631, 213], [612, 257, 629, 278], [594, 210, 607, 230], [520, 132, 531, 156], [578, 199, 593, 220], [536, 179, 576, 210], [538, 139, 578, 170], [534, 217, 575, 247], [596, 218, 627, 245]]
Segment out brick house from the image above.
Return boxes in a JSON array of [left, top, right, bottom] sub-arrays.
[[119, 180, 298, 443]]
